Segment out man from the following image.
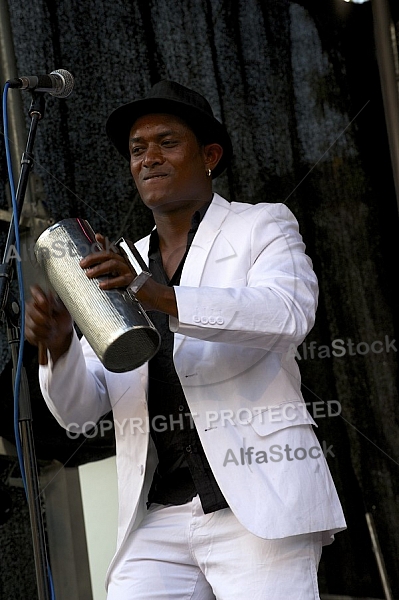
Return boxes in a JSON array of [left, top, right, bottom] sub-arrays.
[[26, 80, 346, 599]]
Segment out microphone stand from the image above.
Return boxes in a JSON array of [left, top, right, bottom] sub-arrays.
[[0, 91, 51, 600]]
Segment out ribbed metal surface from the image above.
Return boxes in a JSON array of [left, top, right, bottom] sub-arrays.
[[35, 218, 160, 372]]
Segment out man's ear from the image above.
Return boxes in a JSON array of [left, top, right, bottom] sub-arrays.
[[204, 143, 224, 172]]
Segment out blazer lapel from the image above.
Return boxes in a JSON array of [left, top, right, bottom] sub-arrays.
[[179, 194, 235, 287]]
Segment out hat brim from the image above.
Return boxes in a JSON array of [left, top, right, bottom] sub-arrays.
[[105, 97, 232, 179]]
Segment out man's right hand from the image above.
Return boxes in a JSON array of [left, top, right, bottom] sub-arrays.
[[25, 285, 73, 365]]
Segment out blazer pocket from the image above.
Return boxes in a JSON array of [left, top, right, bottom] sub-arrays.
[[248, 401, 316, 437]]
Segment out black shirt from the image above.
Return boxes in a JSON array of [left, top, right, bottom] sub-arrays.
[[146, 202, 228, 514]]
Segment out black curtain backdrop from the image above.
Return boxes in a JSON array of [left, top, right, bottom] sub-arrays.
[[1, 0, 399, 598]]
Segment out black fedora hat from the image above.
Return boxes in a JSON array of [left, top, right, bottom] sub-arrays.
[[105, 80, 232, 179]]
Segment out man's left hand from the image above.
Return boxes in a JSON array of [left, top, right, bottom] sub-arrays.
[[80, 233, 136, 290]]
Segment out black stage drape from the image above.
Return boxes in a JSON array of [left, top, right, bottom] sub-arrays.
[[1, 1, 399, 598]]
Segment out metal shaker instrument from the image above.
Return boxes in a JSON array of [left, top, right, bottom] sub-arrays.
[[34, 218, 160, 372]]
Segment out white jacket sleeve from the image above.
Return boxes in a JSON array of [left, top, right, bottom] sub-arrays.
[[39, 330, 112, 432], [170, 203, 318, 353]]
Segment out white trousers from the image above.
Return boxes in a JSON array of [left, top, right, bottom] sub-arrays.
[[107, 495, 323, 600]]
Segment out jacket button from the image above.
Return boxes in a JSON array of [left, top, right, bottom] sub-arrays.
[[193, 315, 200, 323], [201, 316, 208, 324], [216, 317, 224, 325], [208, 316, 216, 325], [185, 445, 192, 453]]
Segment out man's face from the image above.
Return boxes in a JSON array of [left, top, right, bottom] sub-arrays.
[[129, 113, 209, 214]]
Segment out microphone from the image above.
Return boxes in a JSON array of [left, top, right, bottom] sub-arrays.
[[6, 69, 74, 98]]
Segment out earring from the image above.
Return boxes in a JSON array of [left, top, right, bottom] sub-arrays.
[[207, 168, 212, 177]]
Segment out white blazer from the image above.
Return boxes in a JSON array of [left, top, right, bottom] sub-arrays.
[[39, 194, 346, 582]]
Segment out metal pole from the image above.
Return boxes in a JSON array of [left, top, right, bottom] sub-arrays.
[[365, 512, 394, 600], [371, 0, 399, 215]]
